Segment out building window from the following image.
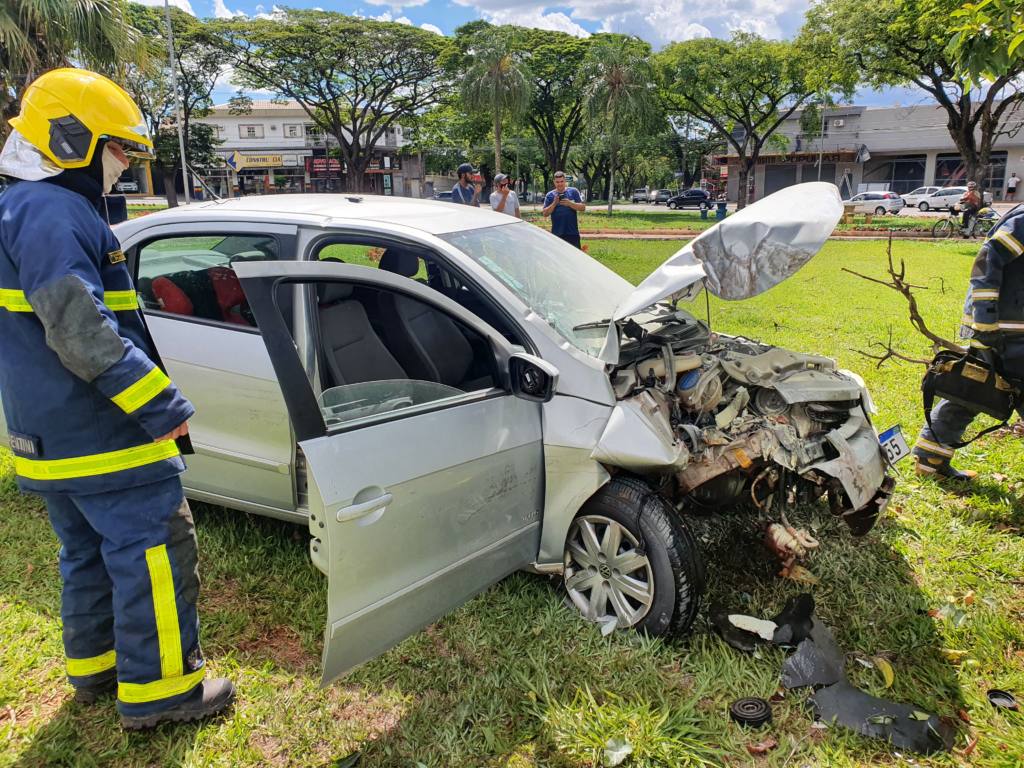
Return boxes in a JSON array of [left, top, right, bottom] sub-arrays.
[[239, 124, 264, 139], [283, 124, 303, 138], [862, 154, 926, 195], [936, 151, 1007, 190]]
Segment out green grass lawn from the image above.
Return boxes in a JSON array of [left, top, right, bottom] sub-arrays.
[[2, 239, 1023, 767], [523, 209, 933, 233]]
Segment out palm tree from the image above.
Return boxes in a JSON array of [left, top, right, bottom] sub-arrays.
[[461, 29, 532, 174], [0, 0, 141, 132], [582, 36, 657, 214]]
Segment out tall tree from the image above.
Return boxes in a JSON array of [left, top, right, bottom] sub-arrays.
[[582, 35, 657, 214], [804, 0, 1024, 198], [208, 11, 451, 193], [460, 28, 532, 174], [656, 34, 823, 209], [946, 0, 1024, 83], [122, 4, 224, 206], [0, 0, 142, 132]]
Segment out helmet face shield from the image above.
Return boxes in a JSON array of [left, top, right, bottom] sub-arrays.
[[108, 136, 155, 161]]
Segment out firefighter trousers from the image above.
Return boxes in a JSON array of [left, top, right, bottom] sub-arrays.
[[41, 476, 205, 716]]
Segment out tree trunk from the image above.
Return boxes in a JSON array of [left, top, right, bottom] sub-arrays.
[[606, 143, 615, 215], [494, 114, 502, 175], [161, 165, 179, 208], [736, 157, 751, 210]]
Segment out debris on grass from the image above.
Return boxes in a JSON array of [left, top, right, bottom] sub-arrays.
[[770, 593, 815, 647], [986, 689, 1019, 711], [873, 656, 895, 688], [603, 736, 633, 766], [728, 614, 777, 641], [745, 737, 778, 756], [712, 608, 767, 653], [729, 697, 772, 728]]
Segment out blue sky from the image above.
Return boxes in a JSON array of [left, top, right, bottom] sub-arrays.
[[134, 0, 921, 108]]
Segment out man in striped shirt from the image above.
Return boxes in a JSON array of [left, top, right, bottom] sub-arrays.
[[914, 204, 1024, 480]]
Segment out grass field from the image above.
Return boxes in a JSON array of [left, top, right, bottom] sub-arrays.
[[2, 239, 1023, 767], [523, 210, 934, 234]]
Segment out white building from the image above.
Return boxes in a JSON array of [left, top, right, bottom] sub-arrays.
[[718, 102, 1024, 201], [191, 100, 425, 197]]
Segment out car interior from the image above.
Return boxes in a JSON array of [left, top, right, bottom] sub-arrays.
[[309, 241, 515, 395]]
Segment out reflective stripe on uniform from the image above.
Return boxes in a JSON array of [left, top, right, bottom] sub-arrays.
[[969, 338, 991, 349], [972, 289, 1000, 300], [915, 437, 954, 458], [970, 320, 1000, 332], [67, 649, 116, 677], [14, 440, 180, 481], [145, 544, 183, 680], [118, 668, 205, 704], [991, 229, 1024, 257], [111, 368, 171, 413], [0, 288, 138, 313]]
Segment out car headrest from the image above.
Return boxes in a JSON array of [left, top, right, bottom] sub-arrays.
[[319, 281, 354, 305], [379, 249, 419, 278]]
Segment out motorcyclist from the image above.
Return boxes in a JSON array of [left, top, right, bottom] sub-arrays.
[[914, 203, 1024, 479], [958, 181, 982, 235]]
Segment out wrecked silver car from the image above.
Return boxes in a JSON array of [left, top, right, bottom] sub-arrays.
[[0, 182, 896, 683]]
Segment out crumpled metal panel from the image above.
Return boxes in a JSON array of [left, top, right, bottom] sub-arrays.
[[591, 390, 687, 469]]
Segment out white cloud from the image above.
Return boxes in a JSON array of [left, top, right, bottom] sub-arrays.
[[251, 3, 286, 20], [421, 22, 443, 34], [363, 10, 414, 24], [485, 8, 590, 37], [364, 0, 429, 8], [211, 0, 243, 18], [131, 0, 195, 15], [458, 0, 812, 46]]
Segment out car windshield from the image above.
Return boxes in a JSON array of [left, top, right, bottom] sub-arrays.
[[441, 222, 635, 357]]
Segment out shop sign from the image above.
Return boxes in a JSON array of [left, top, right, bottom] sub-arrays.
[[307, 157, 342, 174], [282, 154, 298, 167], [231, 153, 283, 169]]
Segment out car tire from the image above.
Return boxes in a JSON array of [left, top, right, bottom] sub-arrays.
[[918, 201, 929, 211], [667, 201, 676, 209], [562, 477, 704, 637], [874, 206, 886, 215]]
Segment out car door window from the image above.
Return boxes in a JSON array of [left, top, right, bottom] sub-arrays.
[[137, 234, 279, 327], [298, 279, 499, 431]]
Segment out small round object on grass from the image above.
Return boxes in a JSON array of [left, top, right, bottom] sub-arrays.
[[730, 697, 772, 728], [987, 689, 1019, 711]]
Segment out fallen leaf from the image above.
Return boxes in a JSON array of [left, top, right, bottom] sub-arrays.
[[909, 711, 932, 721], [25, 563, 33, 577], [964, 591, 975, 606], [745, 737, 778, 756], [728, 614, 777, 641], [603, 737, 633, 767], [784, 565, 820, 585], [769, 688, 786, 703], [957, 708, 972, 723], [941, 648, 970, 662], [959, 735, 979, 757], [873, 657, 895, 688]]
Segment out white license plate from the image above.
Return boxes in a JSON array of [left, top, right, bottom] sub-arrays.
[[878, 425, 911, 464]]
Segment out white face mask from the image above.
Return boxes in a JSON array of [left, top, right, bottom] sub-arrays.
[[101, 144, 129, 193]]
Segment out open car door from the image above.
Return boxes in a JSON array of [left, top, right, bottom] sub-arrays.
[[234, 260, 554, 684]]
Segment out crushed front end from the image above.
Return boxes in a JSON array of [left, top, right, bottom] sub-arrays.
[[596, 317, 895, 538]]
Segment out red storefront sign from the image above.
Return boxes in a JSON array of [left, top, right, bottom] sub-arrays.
[[306, 157, 342, 175]]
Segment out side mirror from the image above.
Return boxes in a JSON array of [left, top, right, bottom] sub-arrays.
[[508, 352, 558, 403]]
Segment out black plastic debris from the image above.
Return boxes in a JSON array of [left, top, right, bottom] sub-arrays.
[[780, 620, 844, 689], [771, 593, 815, 647], [711, 608, 767, 653], [729, 697, 772, 728], [987, 689, 1019, 711], [811, 681, 955, 754]]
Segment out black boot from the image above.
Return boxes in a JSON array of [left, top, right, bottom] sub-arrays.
[[73, 670, 117, 705], [120, 678, 235, 730], [915, 456, 977, 481]]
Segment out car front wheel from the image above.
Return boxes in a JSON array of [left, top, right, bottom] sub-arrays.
[[562, 477, 704, 637], [918, 201, 929, 211]]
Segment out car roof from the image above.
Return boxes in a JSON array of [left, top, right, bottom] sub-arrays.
[[119, 194, 519, 237]]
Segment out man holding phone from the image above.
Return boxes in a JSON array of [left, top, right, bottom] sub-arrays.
[[489, 173, 521, 218], [542, 170, 586, 248]]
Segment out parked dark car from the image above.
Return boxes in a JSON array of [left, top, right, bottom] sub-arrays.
[[667, 189, 712, 210], [651, 189, 674, 205]]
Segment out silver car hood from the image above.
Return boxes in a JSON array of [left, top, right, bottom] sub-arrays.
[[600, 183, 843, 363]]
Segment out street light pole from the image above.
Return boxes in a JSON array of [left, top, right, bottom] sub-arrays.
[[164, 0, 190, 204]]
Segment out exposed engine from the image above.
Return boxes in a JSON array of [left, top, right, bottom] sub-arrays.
[[598, 314, 894, 540]]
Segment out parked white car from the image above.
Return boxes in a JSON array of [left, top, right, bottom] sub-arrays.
[[842, 191, 905, 215], [917, 186, 993, 211], [901, 186, 941, 207], [0, 183, 895, 686]]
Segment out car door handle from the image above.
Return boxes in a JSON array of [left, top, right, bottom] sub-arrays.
[[337, 493, 393, 523]]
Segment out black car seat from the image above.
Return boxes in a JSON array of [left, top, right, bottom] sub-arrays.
[[317, 282, 406, 386], [377, 249, 491, 390]]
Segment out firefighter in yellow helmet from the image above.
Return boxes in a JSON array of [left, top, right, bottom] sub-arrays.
[[0, 69, 234, 729]]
